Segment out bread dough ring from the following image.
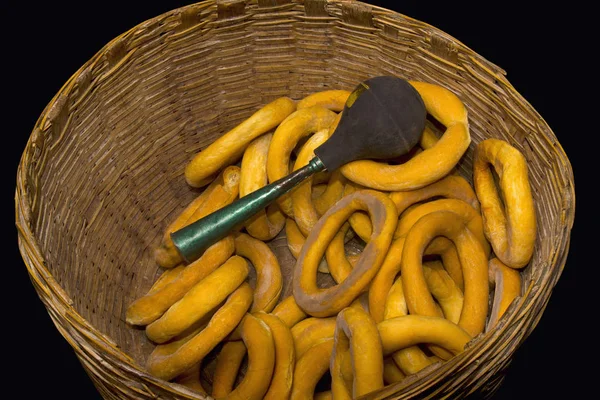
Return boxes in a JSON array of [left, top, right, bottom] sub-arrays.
[[173, 362, 206, 394], [312, 170, 347, 216], [440, 245, 465, 292], [147, 265, 187, 295], [127, 236, 235, 326], [212, 341, 247, 398], [234, 233, 282, 313], [255, 312, 295, 400], [423, 261, 464, 324], [286, 218, 353, 276], [340, 81, 470, 191], [395, 198, 490, 255], [324, 223, 359, 283], [487, 257, 522, 330], [369, 198, 484, 323], [314, 391, 333, 400], [382, 276, 433, 375], [185, 97, 296, 187], [383, 358, 406, 384], [292, 129, 331, 236], [291, 317, 337, 359], [401, 211, 489, 338], [297, 90, 351, 112], [368, 237, 406, 323], [377, 315, 472, 358], [293, 190, 398, 317], [241, 133, 286, 241], [391, 174, 480, 214], [330, 307, 384, 399], [155, 165, 240, 268], [473, 138, 536, 268], [267, 106, 337, 216], [272, 295, 308, 327], [349, 174, 479, 243], [146, 283, 253, 381], [221, 314, 276, 400], [146, 256, 249, 343], [284, 218, 305, 260], [290, 338, 334, 400]]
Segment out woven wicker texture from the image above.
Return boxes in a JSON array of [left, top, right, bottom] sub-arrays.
[[15, 0, 575, 399]]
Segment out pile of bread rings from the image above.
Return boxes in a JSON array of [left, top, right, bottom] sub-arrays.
[[126, 80, 536, 399]]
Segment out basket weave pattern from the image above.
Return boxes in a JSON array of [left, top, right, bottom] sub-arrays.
[[15, 0, 575, 399]]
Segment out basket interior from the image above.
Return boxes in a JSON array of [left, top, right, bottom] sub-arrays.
[[21, 0, 572, 394]]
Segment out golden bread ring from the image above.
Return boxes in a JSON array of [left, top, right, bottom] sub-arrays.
[[314, 391, 333, 400], [146, 283, 253, 381], [283, 115, 344, 272], [153, 177, 222, 267], [155, 165, 240, 268], [401, 211, 489, 338], [285, 218, 305, 260], [127, 237, 235, 326], [420, 125, 441, 149], [310, 172, 355, 272], [382, 277, 433, 375], [267, 106, 337, 216], [241, 133, 286, 240], [174, 362, 206, 394], [341, 182, 372, 243], [272, 295, 308, 327], [234, 233, 283, 313], [398, 198, 490, 292], [185, 97, 296, 187], [340, 81, 470, 191], [146, 256, 249, 343], [487, 257, 522, 330], [396, 198, 490, 255], [331, 344, 354, 400], [377, 315, 471, 358], [391, 174, 480, 214], [292, 129, 331, 236], [324, 223, 357, 283], [254, 312, 295, 400], [330, 307, 384, 399], [440, 245, 465, 292], [222, 314, 276, 400], [297, 90, 351, 112], [285, 217, 330, 275], [290, 338, 334, 400], [349, 175, 481, 243], [368, 237, 406, 323], [473, 138, 537, 268], [311, 183, 328, 201], [383, 276, 408, 319], [291, 317, 337, 359], [423, 261, 464, 324], [383, 358, 406, 384], [286, 218, 352, 276], [293, 190, 398, 317], [212, 341, 247, 398], [313, 170, 347, 216], [147, 265, 186, 295], [369, 198, 483, 322]]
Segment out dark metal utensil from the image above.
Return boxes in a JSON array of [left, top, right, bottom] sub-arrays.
[[171, 76, 427, 263]]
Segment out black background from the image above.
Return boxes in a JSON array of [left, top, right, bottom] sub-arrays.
[[3, 1, 590, 399]]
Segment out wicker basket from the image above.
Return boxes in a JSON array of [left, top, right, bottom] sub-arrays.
[[15, 0, 575, 399]]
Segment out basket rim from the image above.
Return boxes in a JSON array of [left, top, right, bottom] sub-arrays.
[[14, 0, 576, 398]]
